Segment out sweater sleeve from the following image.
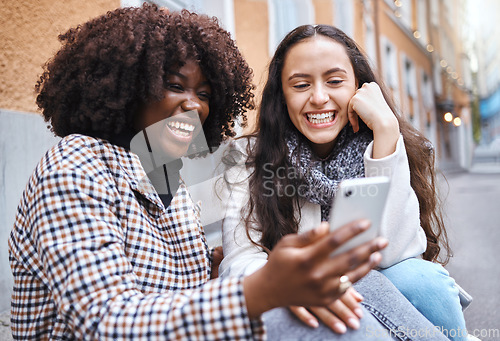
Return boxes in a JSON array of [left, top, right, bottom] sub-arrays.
[[219, 140, 269, 279], [363, 135, 427, 268]]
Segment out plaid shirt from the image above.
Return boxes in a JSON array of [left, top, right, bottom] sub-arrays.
[[9, 134, 265, 340]]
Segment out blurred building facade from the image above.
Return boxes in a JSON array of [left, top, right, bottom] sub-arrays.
[[0, 0, 475, 312], [0, 0, 476, 168], [474, 0, 500, 144], [129, 0, 475, 168]]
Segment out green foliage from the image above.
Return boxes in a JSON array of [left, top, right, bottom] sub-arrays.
[[471, 94, 481, 144]]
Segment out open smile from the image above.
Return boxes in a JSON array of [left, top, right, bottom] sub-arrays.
[[305, 111, 337, 127], [166, 120, 195, 138]]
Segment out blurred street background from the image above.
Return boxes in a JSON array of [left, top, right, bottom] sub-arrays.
[[1, 0, 500, 339], [444, 169, 500, 341]]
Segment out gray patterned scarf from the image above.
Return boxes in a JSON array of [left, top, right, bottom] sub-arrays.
[[286, 126, 373, 220]]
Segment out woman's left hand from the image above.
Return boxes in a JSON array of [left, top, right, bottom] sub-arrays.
[[348, 82, 400, 159], [289, 287, 364, 334]]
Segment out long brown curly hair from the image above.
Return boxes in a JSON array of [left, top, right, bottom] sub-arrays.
[[35, 4, 254, 149], [244, 25, 450, 264]]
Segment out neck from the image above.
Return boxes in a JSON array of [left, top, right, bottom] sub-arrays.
[[147, 160, 182, 200], [310, 140, 336, 160]]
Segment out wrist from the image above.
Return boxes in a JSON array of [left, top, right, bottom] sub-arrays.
[[372, 118, 400, 159], [243, 269, 278, 319], [372, 114, 399, 136]]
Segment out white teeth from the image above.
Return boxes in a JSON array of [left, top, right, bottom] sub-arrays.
[[179, 122, 195, 131], [306, 112, 335, 124], [167, 121, 195, 136]]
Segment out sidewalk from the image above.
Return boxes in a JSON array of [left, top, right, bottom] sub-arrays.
[[468, 161, 500, 174], [0, 310, 11, 341], [439, 158, 500, 176], [443, 169, 500, 341]]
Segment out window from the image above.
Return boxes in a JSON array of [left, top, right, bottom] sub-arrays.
[[443, 0, 452, 26], [386, 0, 412, 29], [430, 0, 439, 27], [416, 0, 428, 45], [421, 71, 433, 110], [122, 0, 235, 37], [399, 0, 412, 29], [403, 58, 417, 98], [401, 55, 418, 127], [421, 70, 436, 144], [364, 16, 377, 69], [380, 37, 400, 111], [268, 0, 314, 54], [433, 56, 443, 96], [333, 0, 354, 38], [381, 37, 399, 90]]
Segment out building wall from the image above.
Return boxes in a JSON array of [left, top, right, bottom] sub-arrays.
[[233, 0, 269, 131], [428, 0, 472, 166], [0, 0, 119, 113], [313, 0, 333, 26], [377, 0, 433, 134], [234, 0, 269, 90], [0, 0, 119, 313], [0, 110, 60, 311]]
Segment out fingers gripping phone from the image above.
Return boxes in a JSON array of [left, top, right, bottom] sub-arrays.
[[329, 176, 391, 257]]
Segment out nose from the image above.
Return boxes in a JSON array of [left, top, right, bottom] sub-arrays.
[[180, 93, 202, 113], [310, 85, 329, 106]]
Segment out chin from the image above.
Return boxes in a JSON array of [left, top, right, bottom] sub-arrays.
[[167, 149, 189, 160], [308, 134, 338, 145], [156, 144, 190, 162]]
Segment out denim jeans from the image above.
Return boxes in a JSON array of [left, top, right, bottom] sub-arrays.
[[379, 258, 468, 341], [263, 271, 450, 340]]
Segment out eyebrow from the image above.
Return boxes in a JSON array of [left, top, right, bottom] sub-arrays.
[[168, 71, 211, 86], [169, 71, 186, 79], [287, 67, 347, 81]]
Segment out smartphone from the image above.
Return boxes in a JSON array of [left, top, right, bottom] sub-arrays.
[[329, 176, 391, 257]]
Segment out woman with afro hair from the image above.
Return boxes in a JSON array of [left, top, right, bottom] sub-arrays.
[[9, 4, 390, 340]]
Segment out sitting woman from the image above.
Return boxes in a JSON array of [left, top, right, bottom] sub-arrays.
[[220, 24, 466, 340], [9, 6, 390, 340]]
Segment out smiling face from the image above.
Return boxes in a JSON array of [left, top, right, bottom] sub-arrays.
[[135, 59, 211, 159], [281, 35, 357, 158]]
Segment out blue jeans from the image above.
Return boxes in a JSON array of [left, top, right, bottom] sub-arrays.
[[379, 258, 467, 341], [263, 271, 450, 340]]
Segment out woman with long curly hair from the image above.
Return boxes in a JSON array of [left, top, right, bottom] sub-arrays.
[[221, 25, 467, 340], [8, 5, 393, 340]]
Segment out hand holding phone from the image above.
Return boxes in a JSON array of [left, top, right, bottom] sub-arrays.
[[329, 176, 390, 256]]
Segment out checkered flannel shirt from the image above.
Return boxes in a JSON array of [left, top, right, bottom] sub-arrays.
[[9, 134, 265, 340]]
